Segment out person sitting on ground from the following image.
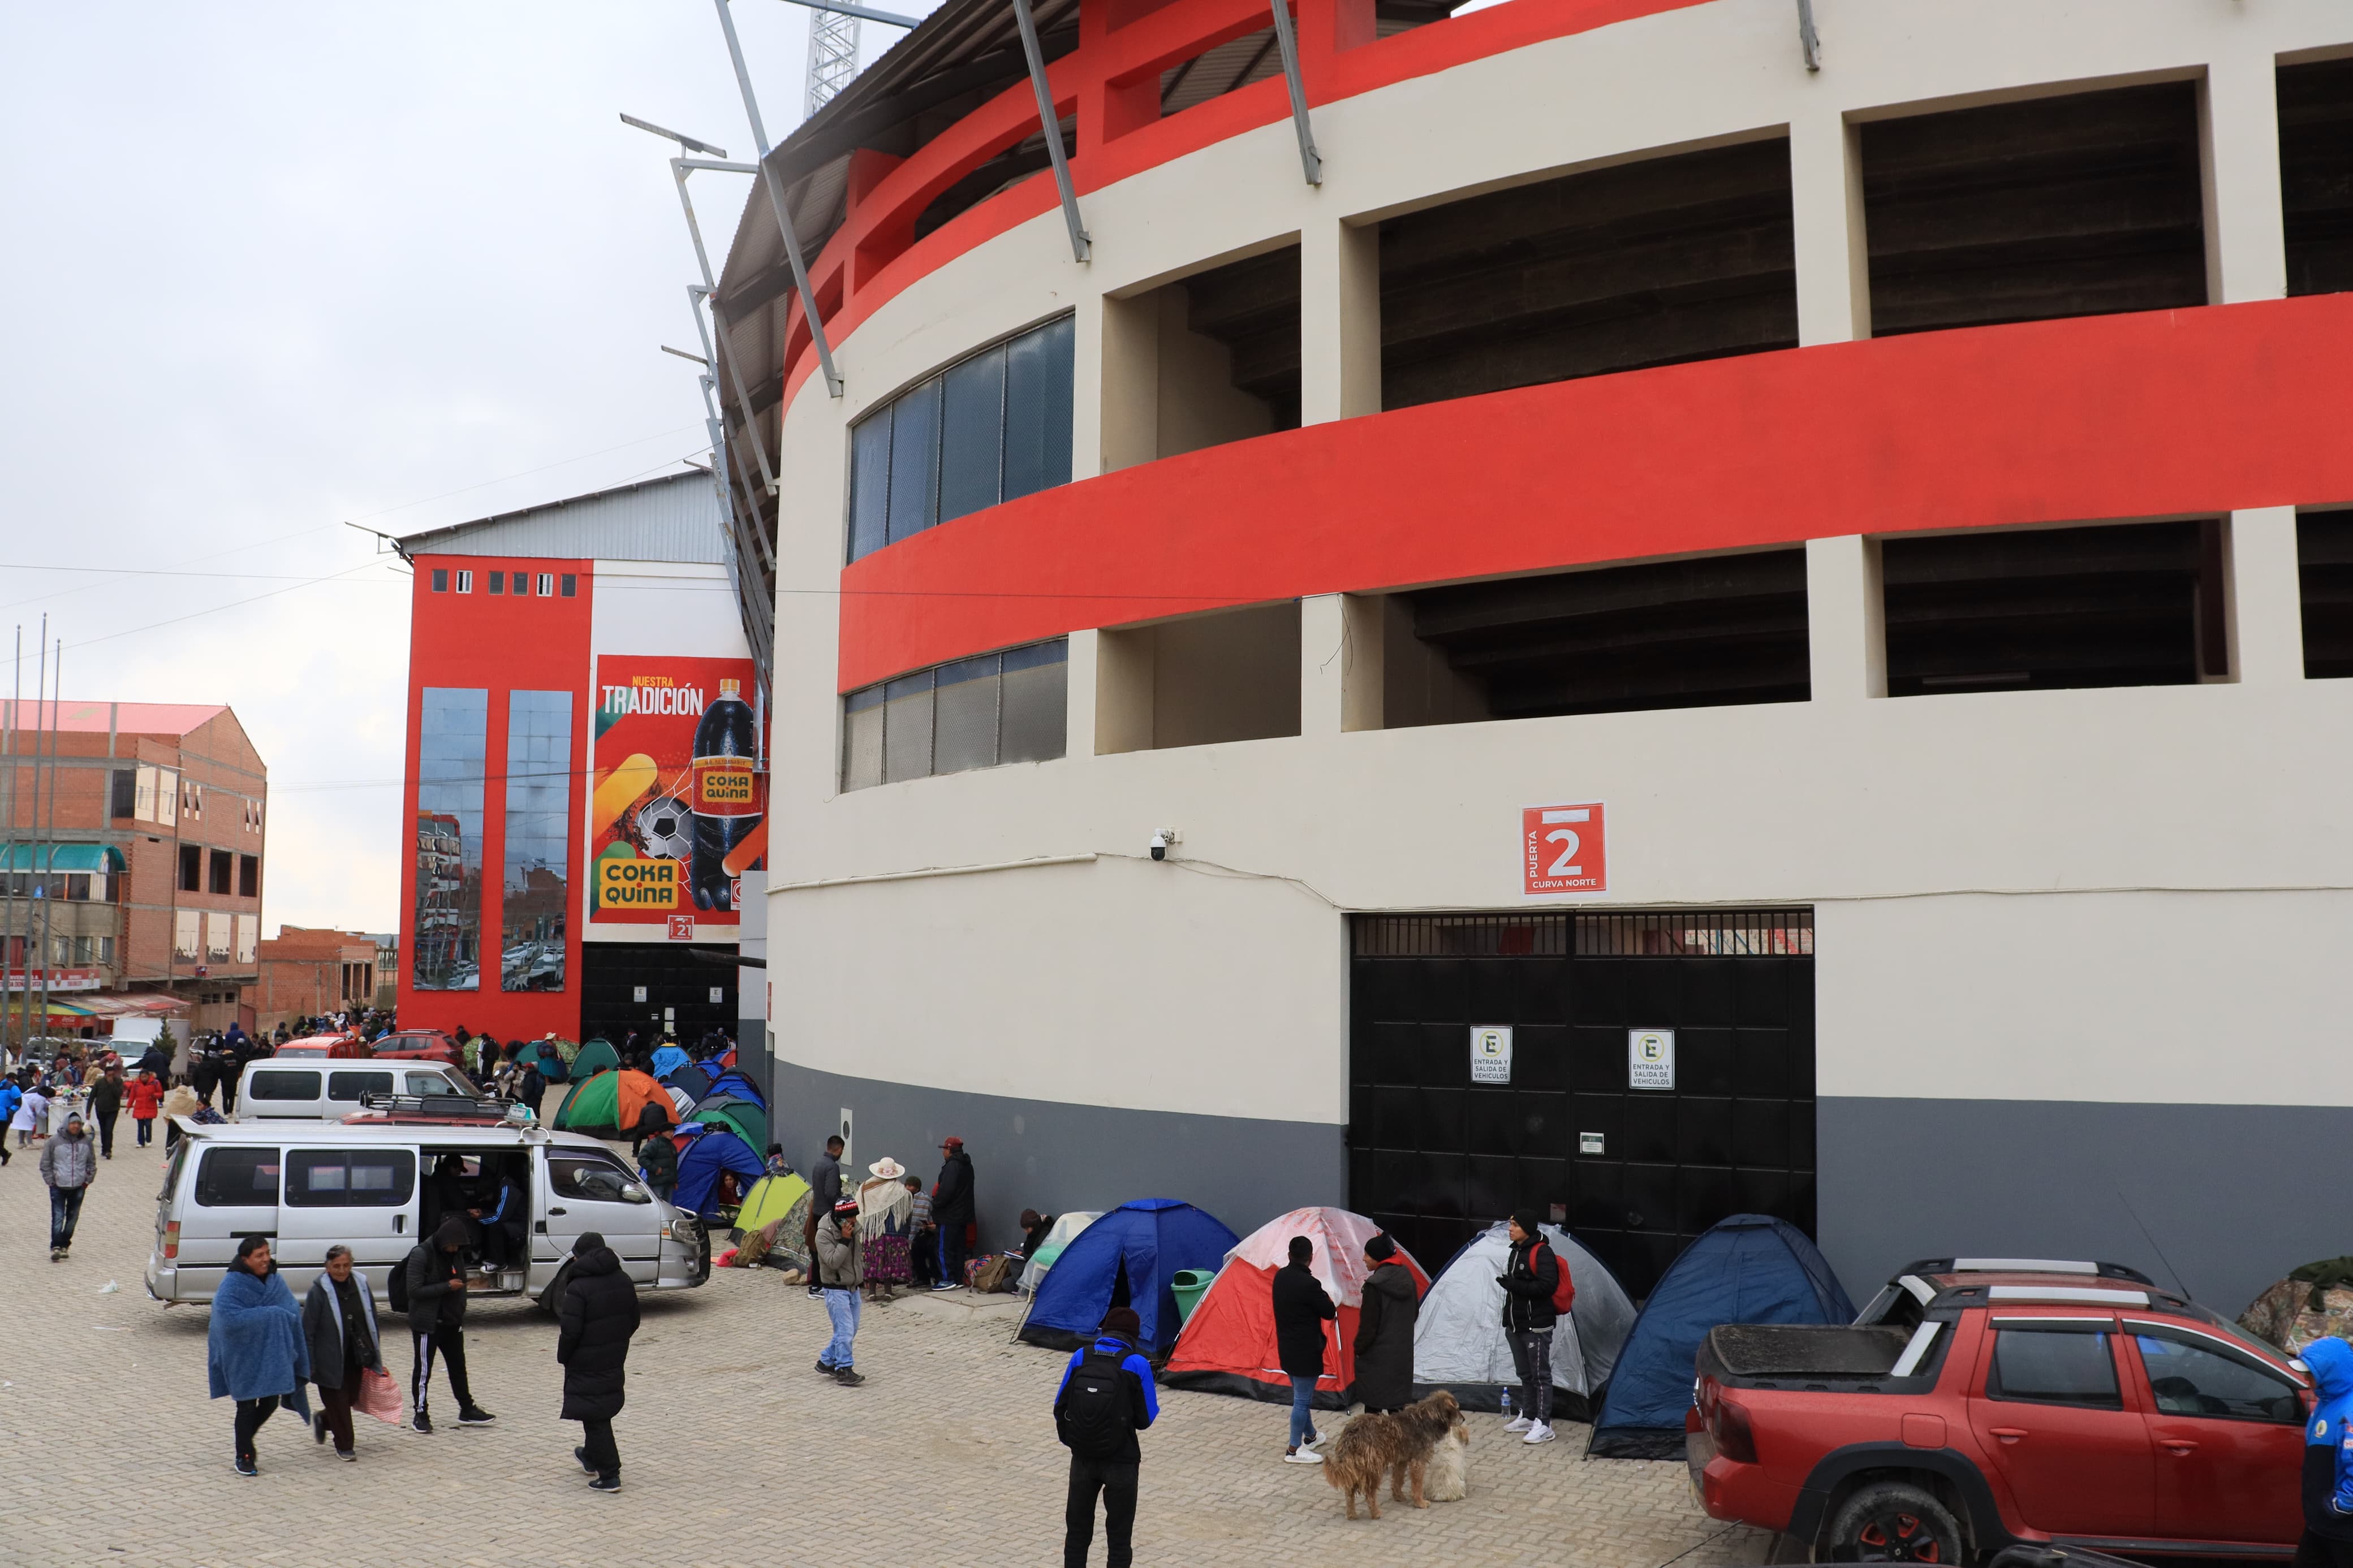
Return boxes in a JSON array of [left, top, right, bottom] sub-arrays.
[[764, 1142, 794, 1179]]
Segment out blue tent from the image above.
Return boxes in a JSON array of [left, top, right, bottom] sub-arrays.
[[1016, 1199, 1240, 1355], [699, 1068, 766, 1109], [672, 1127, 768, 1221], [1589, 1215, 1855, 1458], [651, 1044, 689, 1081]]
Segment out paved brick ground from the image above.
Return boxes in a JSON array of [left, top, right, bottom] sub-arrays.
[[0, 1130, 1771, 1567]]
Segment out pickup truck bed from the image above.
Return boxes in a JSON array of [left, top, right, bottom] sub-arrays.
[[1705, 1324, 1913, 1383]]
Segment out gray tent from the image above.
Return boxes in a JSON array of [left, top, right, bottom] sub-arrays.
[[1411, 1221, 1638, 1420]]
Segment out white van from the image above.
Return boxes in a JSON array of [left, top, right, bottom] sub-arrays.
[[233, 1059, 482, 1122], [145, 1118, 710, 1307]]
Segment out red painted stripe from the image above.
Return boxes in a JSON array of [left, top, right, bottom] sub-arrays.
[[835, 296, 2353, 692]]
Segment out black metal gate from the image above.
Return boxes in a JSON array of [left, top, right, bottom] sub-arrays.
[[1347, 910, 1814, 1298]]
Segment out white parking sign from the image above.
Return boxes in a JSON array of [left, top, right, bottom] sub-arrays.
[[1470, 1026, 1514, 1085], [1628, 1029, 1675, 1090]]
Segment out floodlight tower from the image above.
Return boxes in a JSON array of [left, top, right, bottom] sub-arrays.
[[806, 5, 859, 116]]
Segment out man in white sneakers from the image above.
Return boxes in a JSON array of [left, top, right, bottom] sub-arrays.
[[1497, 1210, 1563, 1445]]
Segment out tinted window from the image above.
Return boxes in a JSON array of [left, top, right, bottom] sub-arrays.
[[249, 1070, 322, 1103], [548, 1154, 648, 1204], [841, 638, 1067, 791], [1990, 1327, 2122, 1409], [403, 1071, 470, 1097], [196, 1147, 282, 1207], [2136, 1333, 2302, 1424], [286, 1148, 415, 1208], [327, 1071, 395, 1103]]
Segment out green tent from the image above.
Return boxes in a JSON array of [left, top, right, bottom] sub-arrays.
[[568, 1038, 620, 1083], [689, 1098, 767, 1150]]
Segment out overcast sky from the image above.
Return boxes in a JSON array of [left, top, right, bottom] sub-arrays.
[[0, 1, 936, 938]]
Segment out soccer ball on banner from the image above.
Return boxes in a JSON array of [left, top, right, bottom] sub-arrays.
[[633, 795, 693, 863]]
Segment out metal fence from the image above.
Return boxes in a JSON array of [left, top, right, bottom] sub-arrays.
[[1351, 909, 1813, 958]]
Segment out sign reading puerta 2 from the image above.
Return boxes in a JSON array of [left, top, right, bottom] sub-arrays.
[[588, 655, 766, 938]]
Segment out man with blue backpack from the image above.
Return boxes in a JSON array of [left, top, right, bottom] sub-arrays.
[[1054, 1306, 1158, 1568]]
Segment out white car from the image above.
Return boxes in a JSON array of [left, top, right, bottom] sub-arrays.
[[232, 1059, 484, 1123]]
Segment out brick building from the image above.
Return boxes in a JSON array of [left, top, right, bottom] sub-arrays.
[[1, 701, 265, 1039], [242, 926, 378, 1034]]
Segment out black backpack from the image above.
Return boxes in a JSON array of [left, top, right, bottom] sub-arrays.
[[388, 1243, 423, 1314], [1057, 1338, 1138, 1459]]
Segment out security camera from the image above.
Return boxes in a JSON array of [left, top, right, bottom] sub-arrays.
[[1148, 830, 1169, 862]]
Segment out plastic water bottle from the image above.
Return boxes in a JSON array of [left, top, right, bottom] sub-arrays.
[[1499, 1389, 1512, 1423]]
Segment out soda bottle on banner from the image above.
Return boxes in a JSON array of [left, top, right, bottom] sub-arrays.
[[689, 677, 760, 910]]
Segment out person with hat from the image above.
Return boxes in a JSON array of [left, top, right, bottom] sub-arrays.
[[855, 1156, 915, 1302], [930, 1135, 976, 1291], [1054, 1305, 1158, 1568], [1352, 1232, 1419, 1414], [813, 1198, 867, 1384], [40, 1107, 97, 1259], [557, 1230, 640, 1493]]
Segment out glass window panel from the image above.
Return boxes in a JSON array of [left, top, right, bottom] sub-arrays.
[[286, 1149, 414, 1208], [195, 1147, 280, 1207], [886, 378, 942, 546], [842, 685, 885, 792], [938, 345, 1007, 525], [502, 690, 572, 992], [1991, 1329, 2122, 1409], [2135, 1334, 2302, 1423], [932, 655, 1001, 775], [998, 639, 1070, 764], [1003, 316, 1076, 503], [882, 671, 935, 783], [848, 407, 893, 563], [413, 686, 487, 991]]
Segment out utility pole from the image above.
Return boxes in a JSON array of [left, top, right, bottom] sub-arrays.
[[36, 637, 59, 1046], [2, 629, 16, 1054]]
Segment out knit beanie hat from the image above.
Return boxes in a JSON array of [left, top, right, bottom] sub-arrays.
[[1364, 1233, 1396, 1262]]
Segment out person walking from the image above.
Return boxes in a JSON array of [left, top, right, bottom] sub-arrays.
[[1272, 1235, 1337, 1463], [0, 1074, 20, 1166], [2301, 1336, 2353, 1566], [1352, 1232, 1419, 1415], [813, 1198, 865, 1385], [12, 1081, 48, 1149], [40, 1111, 97, 1260], [126, 1068, 163, 1148], [207, 1237, 311, 1476], [401, 1217, 495, 1433], [88, 1065, 124, 1159], [301, 1244, 383, 1462], [1055, 1305, 1158, 1568], [636, 1128, 678, 1204], [805, 1133, 845, 1300], [556, 1231, 640, 1494], [1497, 1210, 1562, 1445], [932, 1136, 975, 1290]]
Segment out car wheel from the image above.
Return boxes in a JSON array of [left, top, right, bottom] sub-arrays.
[[1822, 1480, 1966, 1564]]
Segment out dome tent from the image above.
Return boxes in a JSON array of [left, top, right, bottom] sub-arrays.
[[567, 1038, 621, 1083], [1016, 1199, 1240, 1355], [553, 1068, 671, 1139], [686, 1069, 769, 1150], [1410, 1221, 1637, 1420], [1162, 1206, 1430, 1410], [1019, 1211, 1101, 1297], [1590, 1215, 1855, 1458], [673, 1126, 769, 1220]]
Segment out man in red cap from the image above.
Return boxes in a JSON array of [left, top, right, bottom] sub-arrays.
[[931, 1137, 975, 1290]]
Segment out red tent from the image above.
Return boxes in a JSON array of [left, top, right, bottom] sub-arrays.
[[1161, 1206, 1430, 1410]]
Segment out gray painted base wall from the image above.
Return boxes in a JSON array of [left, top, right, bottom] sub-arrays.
[[769, 1059, 1345, 1256], [1820, 1096, 2341, 1318]]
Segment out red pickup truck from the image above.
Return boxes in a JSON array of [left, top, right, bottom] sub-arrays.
[[1688, 1259, 2312, 1562]]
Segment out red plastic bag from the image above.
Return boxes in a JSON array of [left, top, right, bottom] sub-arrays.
[[355, 1366, 402, 1426]]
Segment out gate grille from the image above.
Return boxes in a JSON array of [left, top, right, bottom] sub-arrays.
[[1352, 909, 1813, 958]]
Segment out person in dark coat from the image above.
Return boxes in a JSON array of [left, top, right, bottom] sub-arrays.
[[301, 1243, 383, 1461], [804, 1134, 844, 1299], [403, 1216, 495, 1434], [637, 1129, 678, 1202], [930, 1137, 976, 1290], [1352, 1233, 1419, 1414], [557, 1230, 641, 1492], [1497, 1210, 1561, 1445], [1272, 1234, 1337, 1463]]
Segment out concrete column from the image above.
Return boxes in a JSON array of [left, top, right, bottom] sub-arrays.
[[1299, 217, 1381, 424], [1093, 625, 1157, 754], [1807, 534, 1886, 701], [1064, 629, 1101, 758], [2230, 506, 2305, 684], [1791, 109, 1869, 345], [1071, 292, 1109, 481], [1300, 593, 1386, 735], [1096, 290, 1158, 473], [2201, 54, 2289, 305]]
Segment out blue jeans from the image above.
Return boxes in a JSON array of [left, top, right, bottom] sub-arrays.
[[821, 1287, 861, 1369], [50, 1184, 86, 1249], [1288, 1374, 1317, 1449]]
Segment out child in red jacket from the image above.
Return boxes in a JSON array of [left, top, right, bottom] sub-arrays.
[[126, 1072, 165, 1148]]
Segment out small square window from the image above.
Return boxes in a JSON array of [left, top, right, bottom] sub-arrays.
[[512, 571, 528, 595], [560, 574, 578, 597], [455, 570, 473, 594], [488, 571, 505, 595], [536, 573, 554, 598], [432, 568, 449, 593]]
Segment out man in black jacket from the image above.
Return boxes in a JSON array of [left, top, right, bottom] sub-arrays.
[[931, 1137, 975, 1290], [1272, 1235, 1337, 1463], [1497, 1210, 1559, 1445], [557, 1231, 640, 1493], [1054, 1305, 1158, 1568], [403, 1217, 495, 1435], [805, 1134, 845, 1298]]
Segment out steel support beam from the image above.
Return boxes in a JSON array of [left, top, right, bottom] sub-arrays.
[[1797, 0, 1821, 71], [773, 0, 919, 28], [1011, 0, 1090, 262], [713, 0, 846, 397], [1266, 0, 1321, 186]]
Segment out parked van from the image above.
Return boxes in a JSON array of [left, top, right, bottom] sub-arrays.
[[233, 1059, 482, 1122], [145, 1119, 710, 1306]]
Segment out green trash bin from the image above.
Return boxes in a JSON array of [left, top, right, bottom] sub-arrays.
[[1170, 1268, 1215, 1325]]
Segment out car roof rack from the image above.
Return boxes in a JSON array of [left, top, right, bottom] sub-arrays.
[[353, 1091, 523, 1122], [1902, 1257, 2157, 1287]]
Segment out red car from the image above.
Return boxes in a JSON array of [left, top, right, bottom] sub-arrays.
[[369, 1029, 460, 1066], [1689, 1259, 2311, 1562]]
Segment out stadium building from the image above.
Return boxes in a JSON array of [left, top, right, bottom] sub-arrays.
[[709, 0, 2353, 1302]]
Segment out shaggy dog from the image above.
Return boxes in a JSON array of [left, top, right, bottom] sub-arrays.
[[1421, 1416, 1471, 1502], [1323, 1390, 1464, 1519]]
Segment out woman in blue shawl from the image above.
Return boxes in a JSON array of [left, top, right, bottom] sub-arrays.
[[208, 1235, 311, 1476]]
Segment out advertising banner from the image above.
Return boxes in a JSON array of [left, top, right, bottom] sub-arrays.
[[588, 655, 768, 938]]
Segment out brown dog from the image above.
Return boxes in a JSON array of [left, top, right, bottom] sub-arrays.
[[1322, 1390, 1463, 1519]]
